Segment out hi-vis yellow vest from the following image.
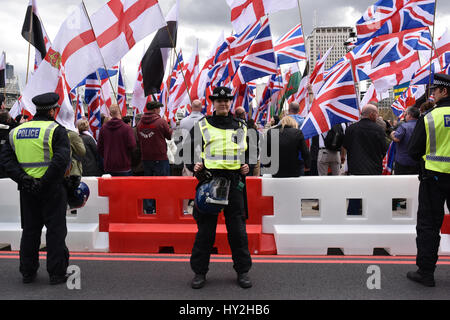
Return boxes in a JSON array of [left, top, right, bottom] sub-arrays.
[[9, 121, 58, 178], [423, 106, 450, 174], [198, 118, 247, 170]]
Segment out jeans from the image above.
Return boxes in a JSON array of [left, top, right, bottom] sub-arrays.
[[142, 160, 170, 213]]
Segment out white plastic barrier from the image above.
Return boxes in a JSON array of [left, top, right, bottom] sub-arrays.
[[0, 177, 108, 252], [262, 175, 425, 256]]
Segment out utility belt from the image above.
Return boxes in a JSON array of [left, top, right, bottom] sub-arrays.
[[420, 170, 450, 182]]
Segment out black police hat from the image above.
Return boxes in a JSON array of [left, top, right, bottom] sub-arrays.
[[32, 92, 60, 111], [431, 73, 450, 89], [146, 101, 163, 110], [209, 86, 234, 101]]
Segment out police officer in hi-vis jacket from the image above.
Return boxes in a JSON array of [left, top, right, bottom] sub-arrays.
[[1, 93, 71, 285], [185, 86, 252, 289], [407, 74, 450, 287]]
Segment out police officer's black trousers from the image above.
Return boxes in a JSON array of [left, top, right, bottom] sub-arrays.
[[416, 176, 450, 274], [19, 184, 69, 277], [190, 182, 252, 275]]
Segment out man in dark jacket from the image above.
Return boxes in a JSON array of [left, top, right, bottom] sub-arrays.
[[0, 92, 71, 284], [342, 104, 388, 215], [136, 101, 173, 214], [97, 104, 136, 176]]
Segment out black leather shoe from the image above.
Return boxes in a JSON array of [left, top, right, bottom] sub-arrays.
[[406, 270, 435, 287], [22, 273, 37, 284], [49, 274, 69, 285], [191, 274, 206, 289], [237, 273, 252, 288]]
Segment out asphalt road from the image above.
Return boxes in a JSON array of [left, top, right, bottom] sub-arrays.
[[1, 251, 450, 301]]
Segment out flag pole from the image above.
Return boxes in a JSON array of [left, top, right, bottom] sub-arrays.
[[296, 0, 308, 62], [25, 3, 34, 85], [81, 1, 117, 103], [3, 52, 6, 103], [164, 22, 193, 105], [427, 0, 438, 98]]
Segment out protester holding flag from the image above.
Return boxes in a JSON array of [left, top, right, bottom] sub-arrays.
[[136, 101, 173, 214]]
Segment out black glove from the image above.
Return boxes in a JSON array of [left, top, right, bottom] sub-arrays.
[[65, 175, 81, 194], [194, 168, 212, 184], [20, 175, 41, 195]]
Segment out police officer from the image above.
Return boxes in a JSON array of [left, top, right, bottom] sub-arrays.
[[0, 92, 71, 284], [407, 74, 450, 287], [186, 86, 252, 289]]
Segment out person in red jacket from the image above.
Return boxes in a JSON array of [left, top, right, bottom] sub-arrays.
[[97, 104, 136, 176], [137, 101, 173, 214]]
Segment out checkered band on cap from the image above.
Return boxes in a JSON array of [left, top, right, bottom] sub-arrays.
[[434, 79, 450, 87]]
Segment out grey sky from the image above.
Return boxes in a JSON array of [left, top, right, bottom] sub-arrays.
[[1, 0, 449, 91]]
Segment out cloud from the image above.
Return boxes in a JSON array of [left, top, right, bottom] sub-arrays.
[[1, 0, 450, 93]]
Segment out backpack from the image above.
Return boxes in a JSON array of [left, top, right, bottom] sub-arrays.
[[323, 124, 344, 151]]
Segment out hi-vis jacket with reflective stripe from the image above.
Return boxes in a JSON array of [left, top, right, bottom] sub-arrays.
[[198, 118, 247, 170], [424, 106, 450, 174], [9, 121, 58, 178]]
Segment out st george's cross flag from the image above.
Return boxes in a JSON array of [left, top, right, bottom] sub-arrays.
[[21, 0, 165, 131], [226, 0, 298, 34]]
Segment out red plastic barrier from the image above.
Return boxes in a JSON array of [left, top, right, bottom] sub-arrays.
[[441, 215, 450, 234], [98, 177, 276, 254]]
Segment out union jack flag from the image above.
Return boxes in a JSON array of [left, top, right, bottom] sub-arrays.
[[310, 47, 333, 96], [75, 92, 85, 124], [274, 24, 306, 65], [254, 68, 282, 122], [288, 75, 310, 117], [84, 74, 102, 140], [117, 64, 127, 116], [382, 141, 396, 175], [231, 17, 277, 88], [391, 84, 424, 117], [356, 0, 435, 45], [228, 18, 267, 78], [369, 27, 432, 68], [410, 57, 441, 85], [300, 59, 360, 140], [345, 41, 373, 82]]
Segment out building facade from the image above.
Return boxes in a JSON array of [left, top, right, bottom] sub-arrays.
[[306, 26, 354, 71]]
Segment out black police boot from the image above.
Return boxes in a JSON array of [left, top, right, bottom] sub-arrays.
[[22, 273, 37, 284], [237, 273, 252, 289], [406, 270, 435, 287], [49, 274, 69, 285], [191, 274, 206, 289]]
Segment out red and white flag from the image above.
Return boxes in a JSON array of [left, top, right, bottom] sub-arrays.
[[190, 31, 225, 102], [309, 47, 333, 97], [169, 40, 199, 111], [226, 0, 298, 34], [91, 0, 166, 70]]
